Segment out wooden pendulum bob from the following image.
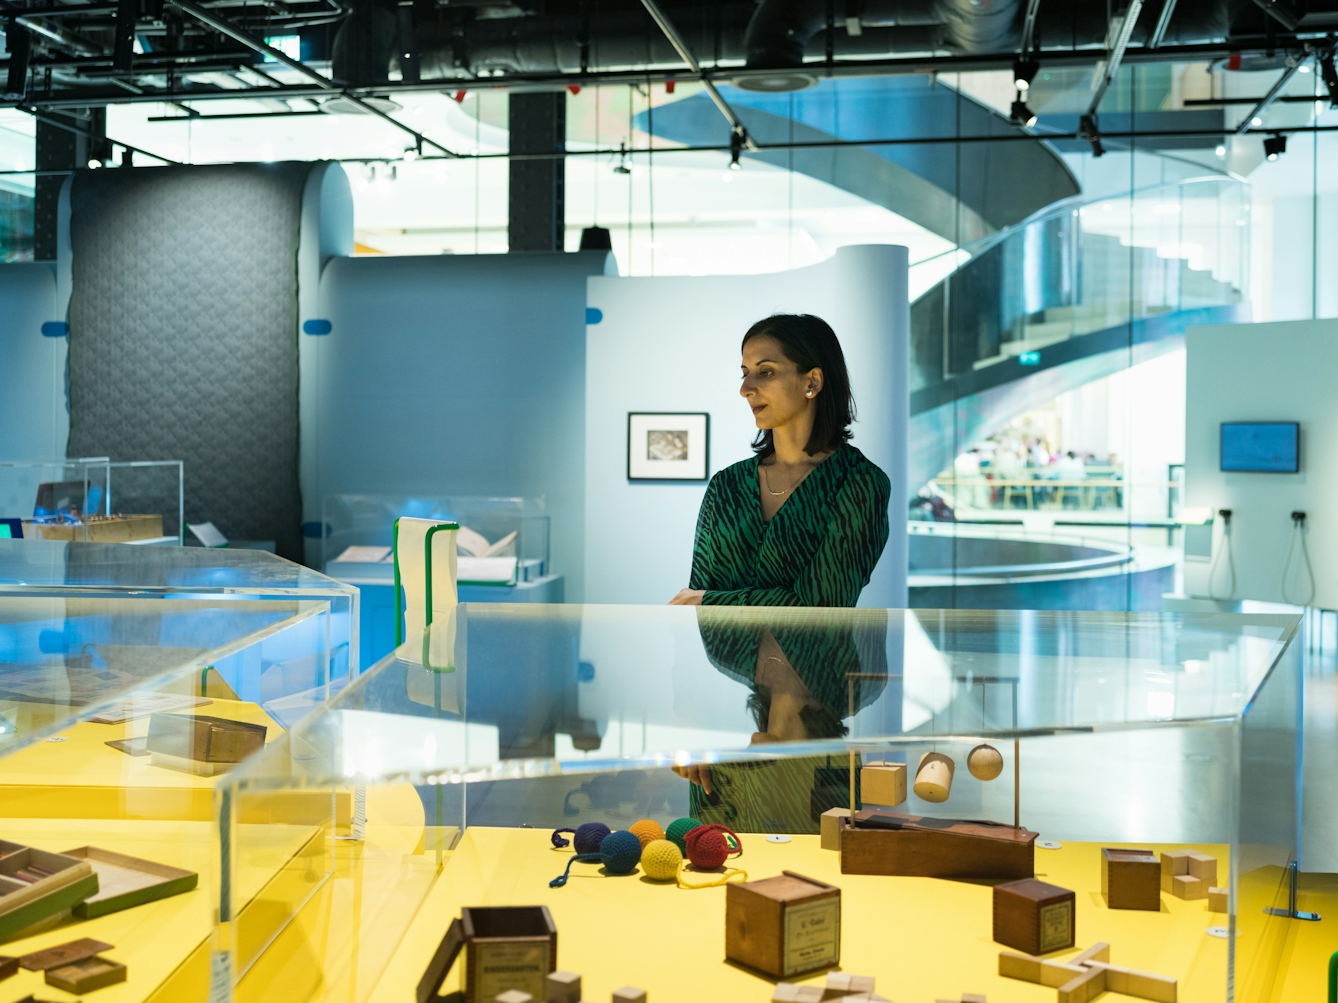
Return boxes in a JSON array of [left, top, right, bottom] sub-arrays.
[[967, 744, 1004, 781], [913, 752, 955, 803]]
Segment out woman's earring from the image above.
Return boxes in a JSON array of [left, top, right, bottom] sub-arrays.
[[805, 390, 814, 398]]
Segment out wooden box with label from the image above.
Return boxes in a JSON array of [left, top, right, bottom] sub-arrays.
[[725, 871, 841, 979], [416, 906, 557, 1003], [992, 878, 1075, 956]]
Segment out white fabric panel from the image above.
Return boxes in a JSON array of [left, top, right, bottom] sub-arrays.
[[396, 517, 458, 667]]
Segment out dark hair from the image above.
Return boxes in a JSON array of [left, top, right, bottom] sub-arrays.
[[742, 313, 855, 458]]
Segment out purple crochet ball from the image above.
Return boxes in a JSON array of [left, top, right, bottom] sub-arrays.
[[574, 822, 611, 855]]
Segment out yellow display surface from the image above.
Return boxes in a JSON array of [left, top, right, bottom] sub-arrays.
[[0, 817, 317, 1003], [0, 698, 278, 821], [371, 830, 1243, 1003]]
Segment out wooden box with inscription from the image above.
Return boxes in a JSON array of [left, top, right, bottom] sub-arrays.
[[992, 878, 1075, 955], [840, 811, 1036, 880], [726, 871, 841, 979], [416, 906, 556, 1003]]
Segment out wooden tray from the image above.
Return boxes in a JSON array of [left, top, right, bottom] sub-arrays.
[[839, 811, 1036, 879], [0, 848, 98, 942], [46, 955, 127, 993], [62, 847, 198, 919]]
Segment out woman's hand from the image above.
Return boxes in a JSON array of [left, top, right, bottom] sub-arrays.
[[671, 764, 713, 795], [669, 588, 705, 606]]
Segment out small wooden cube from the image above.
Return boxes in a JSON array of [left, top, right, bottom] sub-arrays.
[[820, 808, 850, 851], [1101, 848, 1161, 911], [962, 996, 987, 1003], [993, 878, 1076, 955], [772, 985, 823, 1003], [1159, 850, 1191, 892], [1186, 852, 1217, 886], [726, 871, 841, 978], [495, 993, 532, 1003], [1208, 887, 1228, 912], [611, 989, 646, 1003], [547, 971, 582, 1003], [1172, 874, 1207, 900], [860, 763, 906, 807]]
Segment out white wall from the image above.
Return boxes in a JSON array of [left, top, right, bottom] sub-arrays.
[[0, 264, 65, 460], [584, 244, 909, 608], [1184, 319, 1338, 606]]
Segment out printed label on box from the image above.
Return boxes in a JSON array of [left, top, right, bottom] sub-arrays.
[[783, 898, 840, 976], [1038, 900, 1073, 952], [472, 942, 550, 1003]]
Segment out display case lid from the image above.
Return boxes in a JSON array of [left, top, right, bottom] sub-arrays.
[[226, 604, 1301, 791], [0, 539, 354, 596]]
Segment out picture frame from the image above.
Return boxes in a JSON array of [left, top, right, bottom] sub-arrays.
[[627, 413, 710, 482]]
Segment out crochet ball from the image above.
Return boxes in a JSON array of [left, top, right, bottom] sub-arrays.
[[598, 830, 643, 875], [665, 817, 702, 853], [640, 839, 682, 881], [574, 822, 611, 855], [685, 825, 738, 870], [629, 819, 666, 850]]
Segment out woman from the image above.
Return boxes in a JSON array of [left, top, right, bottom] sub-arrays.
[[669, 312, 891, 608], [668, 312, 892, 830]]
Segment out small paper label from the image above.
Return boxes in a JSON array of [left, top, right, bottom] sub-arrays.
[[472, 942, 550, 1003], [207, 951, 232, 1003], [783, 897, 840, 976], [1039, 900, 1073, 952]]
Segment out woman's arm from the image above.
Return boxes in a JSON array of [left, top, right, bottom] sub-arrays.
[[703, 466, 891, 607]]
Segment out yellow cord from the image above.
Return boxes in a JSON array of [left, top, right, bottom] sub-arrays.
[[676, 863, 748, 889]]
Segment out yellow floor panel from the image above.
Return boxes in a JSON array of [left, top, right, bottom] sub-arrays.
[[369, 831, 1244, 1003], [0, 817, 317, 1002], [1266, 871, 1338, 1003]]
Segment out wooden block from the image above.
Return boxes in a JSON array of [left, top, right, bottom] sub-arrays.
[[1086, 962, 1177, 1003], [725, 871, 840, 979], [993, 879, 1075, 955], [962, 995, 988, 1003], [1186, 852, 1217, 886], [495, 993, 532, 1003], [1207, 887, 1228, 913], [1159, 851, 1191, 892], [45, 956, 127, 994], [849, 975, 875, 993], [860, 763, 906, 807], [1057, 965, 1106, 1003], [1071, 943, 1110, 966], [827, 972, 853, 991], [1172, 874, 1206, 900], [998, 952, 1085, 989], [546, 971, 582, 1003], [841, 813, 1035, 880], [146, 713, 267, 765], [820, 809, 850, 851], [20, 938, 113, 972], [1102, 848, 1161, 911], [611, 989, 646, 1003], [771, 984, 822, 1003]]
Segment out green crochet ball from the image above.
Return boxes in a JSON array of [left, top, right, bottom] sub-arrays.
[[665, 817, 703, 854]]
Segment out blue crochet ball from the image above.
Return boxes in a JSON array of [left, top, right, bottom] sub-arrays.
[[598, 830, 643, 875], [574, 822, 611, 855]]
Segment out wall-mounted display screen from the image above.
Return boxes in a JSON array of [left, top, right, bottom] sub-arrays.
[[1221, 422, 1300, 473]]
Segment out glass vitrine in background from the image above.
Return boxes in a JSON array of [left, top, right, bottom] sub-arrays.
[[0, 458, 185, 544], [0, 591, 338, 1001], [212, 605, 1301, 1003]]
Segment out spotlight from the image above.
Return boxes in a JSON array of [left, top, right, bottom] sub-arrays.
[[1215, 144, 1226, 157], [729, 128, 743, 170], [1010, 96, 1037, 128], [1013, 58, 1040, 92], [1264, 133, 1287, 161], [1078, 114, 1104, 158], [87, 158, 103, 169], [3, 20, 31, 102], [613, 140, 631, 175], [403, 147, 419, 162]]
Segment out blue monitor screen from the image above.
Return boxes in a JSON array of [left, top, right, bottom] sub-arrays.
[[1221, 422, 1299, 473]]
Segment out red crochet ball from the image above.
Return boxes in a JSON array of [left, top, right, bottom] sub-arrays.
[[684, 823, 741, 870]]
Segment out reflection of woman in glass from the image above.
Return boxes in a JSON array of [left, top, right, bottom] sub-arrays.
[[669, 313, 891, 608]]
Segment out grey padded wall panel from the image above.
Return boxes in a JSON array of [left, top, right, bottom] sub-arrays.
[[66, 163, 310, 559]]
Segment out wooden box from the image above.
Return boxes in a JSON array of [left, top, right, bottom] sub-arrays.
[[417, 906, 557, 1003], [726, 871, 841, 979], [34, 514, 163, 543], [0, 849, 98, 942], [19, 937, 112, 971], [147, 712, 267, 767], [1102, 848, 1161, 911], [992, 878, 1075, 955], [839, 812, 1036, 880], [63, 847, 198, 919], [859, 763, 906, 807], [46, 956, 127, 993]]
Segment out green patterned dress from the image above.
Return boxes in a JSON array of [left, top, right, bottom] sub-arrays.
[[685, 445, 892, 833]]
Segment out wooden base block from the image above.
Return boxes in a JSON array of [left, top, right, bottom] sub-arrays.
[[840, 814, 1035, 880], [820, 809, 850, 851]]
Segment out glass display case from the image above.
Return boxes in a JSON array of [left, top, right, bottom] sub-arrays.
[[0, 538, 359, 686], [213, 605, 1303, 1003], [0, 590, 339, 1002], [320, 493, 557, 667], [0, 458, 185, 544]]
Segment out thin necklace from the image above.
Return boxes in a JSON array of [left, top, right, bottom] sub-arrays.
[[762, 462, 805, 497]]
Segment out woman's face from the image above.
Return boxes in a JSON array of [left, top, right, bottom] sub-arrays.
[[740, 334, 821, 431]]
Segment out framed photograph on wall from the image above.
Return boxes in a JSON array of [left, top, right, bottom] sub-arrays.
[[627, 412, 710, 481]]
